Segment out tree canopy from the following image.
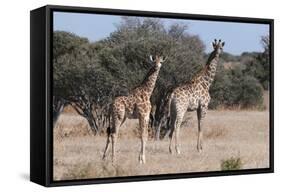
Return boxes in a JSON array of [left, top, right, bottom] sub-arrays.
[[53, 17, 270, 134]]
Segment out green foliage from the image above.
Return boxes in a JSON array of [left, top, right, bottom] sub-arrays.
[[53, 31, 116, 106], [98, 18, 206, 119], [53, 18, 205, 131], [239, 76, 264, 108], [209, 36, 269, 109], [210, 64, 264, 109], [53, 18, 270, 129], [221, 157, 242, 171], [54, 17, 204, 103], [242, 53, 269, 90], [219, 52, 240, 63], [240, 36, 270, 90]]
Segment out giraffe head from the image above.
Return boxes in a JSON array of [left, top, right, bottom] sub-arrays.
[[150, 55, 166, 68], [212, 39, 225, 55]]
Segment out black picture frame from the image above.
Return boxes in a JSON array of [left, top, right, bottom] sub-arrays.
[[30, 4, 274, 187]]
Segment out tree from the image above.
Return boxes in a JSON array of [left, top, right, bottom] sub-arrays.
[[53, 18, 267, 138], [53, 31, 114, 133], [53, 96, 67, 126], [243, 35, 270, 90], [53, 31, 89, 127], [209, 64, 264, 109], [101, 17, 205, 137]]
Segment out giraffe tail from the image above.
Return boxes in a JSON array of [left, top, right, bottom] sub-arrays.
[[166, 91, 174, 118], [106, 126, 111, 136], [163, 90, 175, 132], [104, 103, 112, 137]]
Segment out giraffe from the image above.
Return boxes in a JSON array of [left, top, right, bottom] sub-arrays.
[[102, 55, 166, 164], [167, 39, 225, 154]]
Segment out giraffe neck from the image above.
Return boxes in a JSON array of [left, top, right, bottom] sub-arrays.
[[140, 65, 161, 96], [201, 51, 220, 88]]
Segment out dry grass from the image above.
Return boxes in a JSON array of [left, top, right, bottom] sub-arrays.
[[53, 110, 270, 181]]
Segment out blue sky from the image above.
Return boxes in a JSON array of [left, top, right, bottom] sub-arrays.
[[53, 12, 269, 55]]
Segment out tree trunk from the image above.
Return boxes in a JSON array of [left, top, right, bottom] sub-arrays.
[[53, 97, 66, 127], [155, 123, 161, 140], [70, 99, 100, 135], [85, 113, 99, 135]]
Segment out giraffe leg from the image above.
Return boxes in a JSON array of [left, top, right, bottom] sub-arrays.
[[169, 133, 174, 154], [139, 114, 149, 164], [139, 105, 150, 164], [111, 132, 118, 163], [175, 114, 184, 155], [197, 107, 207, 152], [110, 105, 125, 163], [102, 129, 110, 160], [168, 116, 176, 154], [111, 119, 124, 163]]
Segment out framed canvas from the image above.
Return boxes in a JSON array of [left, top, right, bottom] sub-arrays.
[[30, 5, 274, 187]]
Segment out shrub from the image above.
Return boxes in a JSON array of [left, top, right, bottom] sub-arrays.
[[221, 157, 242, 171], [210, 65, 264, 109], [239, 75, 264, 108]]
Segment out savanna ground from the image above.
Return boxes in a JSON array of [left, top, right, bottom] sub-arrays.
[[53, 93, 270, 180]]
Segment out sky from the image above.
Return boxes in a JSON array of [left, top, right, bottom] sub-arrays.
[[53, 12, 269, 55]]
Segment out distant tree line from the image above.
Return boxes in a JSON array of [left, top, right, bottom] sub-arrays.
[[53, 17, 270, 134], [209, 36, 269, 109]]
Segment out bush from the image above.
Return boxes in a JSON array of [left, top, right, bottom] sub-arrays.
[[210, 64, 264, 109], [239, 75, 264, 108], [221, 157, 242, 171]]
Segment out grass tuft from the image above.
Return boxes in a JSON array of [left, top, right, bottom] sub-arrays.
[[221, 157, 242, 171]]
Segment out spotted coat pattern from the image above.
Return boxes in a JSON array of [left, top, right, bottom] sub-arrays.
[[102, 56, 164, 164], [168, 39, 225, 154]]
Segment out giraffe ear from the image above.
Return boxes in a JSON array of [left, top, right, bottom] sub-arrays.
[[161, 56, 167, 63], [221, 42, 225, 47], [212, 42, 216, 48], [149, 55, 154, 62]]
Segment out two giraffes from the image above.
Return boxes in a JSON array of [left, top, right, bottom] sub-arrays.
[[102, 39, 225, 164]]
